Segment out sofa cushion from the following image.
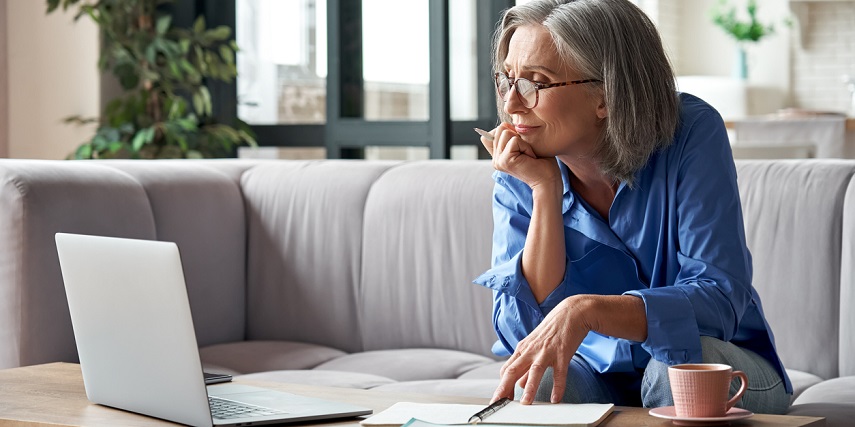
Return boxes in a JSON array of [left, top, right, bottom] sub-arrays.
[[237, 369, 395, 389], [241, 161, 396, 353], [359, 161, 498, 358], [789, 378, 855, 427], [0, 160, 158, 369], [372, 379, 498, 399], [458, 361, 504, 379], [199, 340, 347, 374], [793, 376, 855, 405], [841, 178, 855, 377], [313, 349, 494, 381], [103, 161, 249, 348], [786, 369, 825, 403], [736, 160, 855, 379]]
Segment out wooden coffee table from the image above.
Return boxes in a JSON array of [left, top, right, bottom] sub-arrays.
[[0, 363, 824, 426]]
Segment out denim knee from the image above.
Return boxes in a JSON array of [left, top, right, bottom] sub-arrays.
[[641, 356, 673, 408]]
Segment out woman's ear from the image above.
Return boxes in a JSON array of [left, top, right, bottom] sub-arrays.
[[596, 97, 608, 119]]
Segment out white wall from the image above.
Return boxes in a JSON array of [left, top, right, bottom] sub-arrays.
[[6, 0, 99, 159], [791, 2, 855, 114], [674, 0, 791, 115], [0, 0, 8, 158]]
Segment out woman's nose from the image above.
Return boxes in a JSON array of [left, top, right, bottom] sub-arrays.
[[503, 84, 528, 115]]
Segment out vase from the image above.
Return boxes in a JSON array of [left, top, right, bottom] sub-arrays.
[[732, 45, 748, 80]]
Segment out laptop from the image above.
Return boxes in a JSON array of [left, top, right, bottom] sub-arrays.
[[55, 233, 372, 427]]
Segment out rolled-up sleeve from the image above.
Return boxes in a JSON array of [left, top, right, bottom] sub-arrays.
[[625, 109, 753, 366], [473, 172, 571, 355]]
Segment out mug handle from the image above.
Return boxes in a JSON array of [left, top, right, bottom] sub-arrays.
[[726, 370, 749, 411]]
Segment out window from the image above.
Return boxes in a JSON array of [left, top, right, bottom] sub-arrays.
[[194, 0, 511, 159], [237, 0, 327, 125]]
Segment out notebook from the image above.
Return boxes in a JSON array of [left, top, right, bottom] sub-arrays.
[[55, 233, 373, 427], [360, 401, 614, 427]]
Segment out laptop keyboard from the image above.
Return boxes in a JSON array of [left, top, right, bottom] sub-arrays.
[[209, 396, 288, 419]]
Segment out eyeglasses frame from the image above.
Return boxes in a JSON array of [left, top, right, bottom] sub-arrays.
[[494, 72, 601, 109]]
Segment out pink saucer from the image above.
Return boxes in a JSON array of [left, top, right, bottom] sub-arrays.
[[648, 406, 753, 426]]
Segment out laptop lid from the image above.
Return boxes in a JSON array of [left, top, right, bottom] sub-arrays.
[[55, 233, 372, 426], [56, 233, 215, 426]]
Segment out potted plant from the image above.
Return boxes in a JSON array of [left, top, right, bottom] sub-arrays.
[[710, 0, 776, 80], [46, 0, 255, 159]]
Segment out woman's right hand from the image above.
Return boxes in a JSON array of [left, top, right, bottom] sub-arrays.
[[479, 123, 561, 192]]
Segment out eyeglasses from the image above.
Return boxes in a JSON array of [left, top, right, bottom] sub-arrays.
[[494, 72, 601, 109]]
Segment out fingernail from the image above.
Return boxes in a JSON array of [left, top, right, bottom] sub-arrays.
[[522, 392, 530, 403], [474, 128, 494, 141], [551, 394, 560, 403]]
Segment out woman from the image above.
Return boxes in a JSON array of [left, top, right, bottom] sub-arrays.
[[473, 0, 791, 414]]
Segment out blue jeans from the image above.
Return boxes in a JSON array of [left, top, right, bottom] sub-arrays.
[[518, 337, 791, 414]]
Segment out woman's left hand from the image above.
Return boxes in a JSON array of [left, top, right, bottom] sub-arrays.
[[492, 295, 594, 404]]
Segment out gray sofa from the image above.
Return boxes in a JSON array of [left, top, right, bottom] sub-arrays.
[[0, 158, 853, 425]]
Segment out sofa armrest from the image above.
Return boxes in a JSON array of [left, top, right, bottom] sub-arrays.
[[0, 160, 156, 368]]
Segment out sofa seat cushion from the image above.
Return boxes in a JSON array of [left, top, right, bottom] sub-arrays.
[[793, 376, 855, 405], [314, 349, 495, 381], [786, 369, 825, 403], [788, 377, 855, 427], [458, 361, 504, 379], [236, 370, 396, 389], [371, 379, 498, 399], [199, 340, 346, 374]]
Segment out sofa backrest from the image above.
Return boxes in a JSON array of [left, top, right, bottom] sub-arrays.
[[3, 158, 854, 379], [0, 160, 251, 369], [735, 159, 855, 379], [241, 161, 397, 353], [103, 161, 250, 349], [359, 161, 498, 358], [839, 177, 855, 377]]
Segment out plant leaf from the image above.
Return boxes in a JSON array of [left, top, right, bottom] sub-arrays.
[[131, 127, 156, 151], [156, 15, 172, 35], [193, 16, 206, 34]]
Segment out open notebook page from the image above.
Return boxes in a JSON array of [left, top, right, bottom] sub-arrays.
[[360, 401, 614, 427]]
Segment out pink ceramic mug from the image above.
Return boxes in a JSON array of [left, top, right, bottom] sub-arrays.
[[668, 363, 748, 418]]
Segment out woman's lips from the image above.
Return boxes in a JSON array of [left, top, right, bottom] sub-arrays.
[[514, 125, 539, 134]]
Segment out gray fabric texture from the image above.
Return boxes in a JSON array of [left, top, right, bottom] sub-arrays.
[[103, 162, 247, 347], [791, 379, 855, 427], [840, 178, 855, 377], [457, 361, 505, 379], [313, 348, 494, 381], [0, 160, 157, 369], [793, 376, 855, 405], [236, 369, 395, 389], [786, 369, 825, 403], [198, 340, 346, 374], [371, 379, 498, 399], [359, 161, 497, 357], [735, 160, 855, 379], [242, 161, 395, 353]]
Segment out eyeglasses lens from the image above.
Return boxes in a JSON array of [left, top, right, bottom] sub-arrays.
[[516, 79, 536, 108], [496, 74, 536, 109]]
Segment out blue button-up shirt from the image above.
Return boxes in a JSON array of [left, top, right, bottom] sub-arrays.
[[473, 93, 792, 393]]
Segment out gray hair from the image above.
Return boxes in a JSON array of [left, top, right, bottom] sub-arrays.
[[494, 0, 679, 184]]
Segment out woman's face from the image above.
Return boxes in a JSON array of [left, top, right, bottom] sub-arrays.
[[502, 24, 606, 159]]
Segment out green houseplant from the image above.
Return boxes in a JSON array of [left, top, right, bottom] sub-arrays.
[[47, 0, 255, 159], [710, 0, 776, 80]]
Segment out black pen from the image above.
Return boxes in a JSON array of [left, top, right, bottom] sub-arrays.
[[468, 397, 512, 424]]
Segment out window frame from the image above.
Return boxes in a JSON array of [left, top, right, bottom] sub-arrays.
[[184, 0, 510, 159]]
